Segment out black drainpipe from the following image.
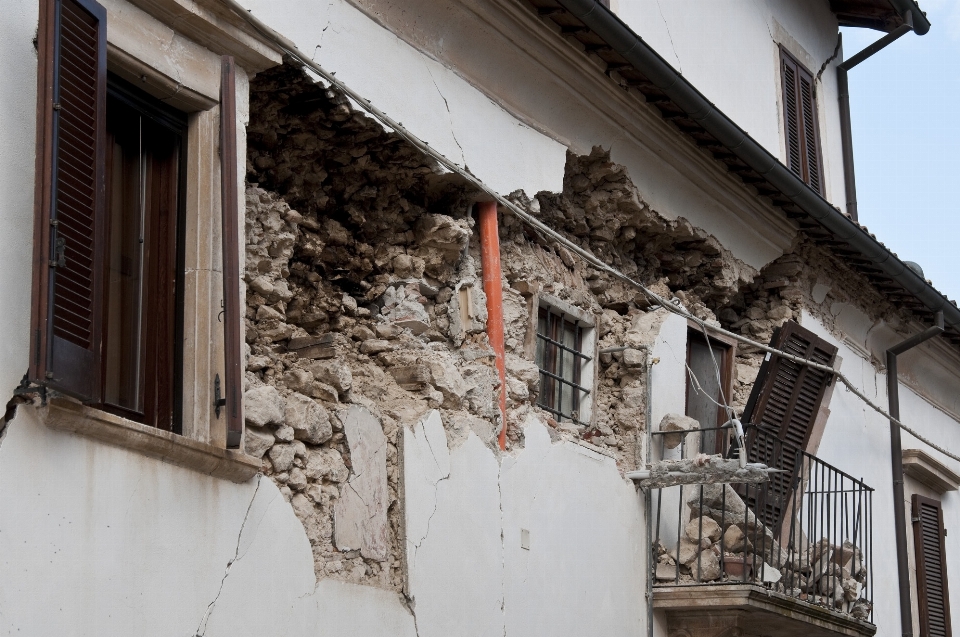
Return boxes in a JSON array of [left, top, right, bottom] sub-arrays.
[[887, 310, 944, 637], [836, 14, 914, 221]]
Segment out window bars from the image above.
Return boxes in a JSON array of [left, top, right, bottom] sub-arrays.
[[535, 306, 591, 424]]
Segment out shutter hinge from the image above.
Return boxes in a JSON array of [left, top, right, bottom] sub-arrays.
[[52, 102, 61, 111], [50, 237, 65, 268], [912, 516, 921, 523], [214, 373, 227, 418]]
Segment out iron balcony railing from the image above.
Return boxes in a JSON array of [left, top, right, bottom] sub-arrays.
[[650, 424, 874, 623]]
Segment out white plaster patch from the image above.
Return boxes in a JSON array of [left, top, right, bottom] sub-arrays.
[[403, 410, 503, 637], [334, 405, 390, 561]]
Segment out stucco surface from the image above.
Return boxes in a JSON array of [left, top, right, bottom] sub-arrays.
[[404, 410, 646, 637], [0, 1, 38, 402], [0, 406, 416, 637], [242, 0, 795, 270]]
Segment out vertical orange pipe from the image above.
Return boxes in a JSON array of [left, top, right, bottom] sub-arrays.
[[477, 201, 508, 451]]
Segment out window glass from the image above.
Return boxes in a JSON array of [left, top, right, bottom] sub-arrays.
[[101, 80, 184, 429]]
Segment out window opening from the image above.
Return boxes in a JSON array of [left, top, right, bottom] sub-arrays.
[[684, 328, 734, 454], [535, 306, 591, 424], [100, 75, 186, 430]]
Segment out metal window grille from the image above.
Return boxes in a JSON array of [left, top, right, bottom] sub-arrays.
[[535, 306, 591, 424]]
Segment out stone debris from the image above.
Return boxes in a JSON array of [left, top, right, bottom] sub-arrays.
[[658, 413, 699, 449]]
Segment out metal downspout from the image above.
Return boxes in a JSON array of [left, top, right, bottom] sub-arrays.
[[477, 201, 509, 451], [836, 16, 914, 220], [887, 311, 944, 637]]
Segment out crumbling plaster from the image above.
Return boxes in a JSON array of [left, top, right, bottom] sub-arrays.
[[240, 0, 799, 270], [242, 0, 567, 198]]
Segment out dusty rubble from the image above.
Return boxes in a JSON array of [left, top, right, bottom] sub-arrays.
[[239, 62, 913, 596]]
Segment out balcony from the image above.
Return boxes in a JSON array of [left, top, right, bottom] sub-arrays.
[[649, 425, 876, 637]]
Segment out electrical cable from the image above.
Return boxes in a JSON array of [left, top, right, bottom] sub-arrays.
[[223, 1, 960, 464]]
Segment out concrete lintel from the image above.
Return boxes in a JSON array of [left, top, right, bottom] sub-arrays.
[[39, 397, 260, 483], [653, 584, 877, 637], [903, 448, 960, 493]]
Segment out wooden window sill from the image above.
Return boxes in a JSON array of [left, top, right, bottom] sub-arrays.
[[39, 397, 260, 483]]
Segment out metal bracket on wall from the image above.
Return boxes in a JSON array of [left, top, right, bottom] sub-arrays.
[[214, 373, 227, 419]]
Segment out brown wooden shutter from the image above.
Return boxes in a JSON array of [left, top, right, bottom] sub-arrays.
[[914, 495, 953, 637], [31, 0, 107, 401], [780, 49, 823, 194], [741, 320, 838, 529], [220, 56, 243, 448]]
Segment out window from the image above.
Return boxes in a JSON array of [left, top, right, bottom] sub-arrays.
[[535, 300, 593, 424], [913, 495, 952, 637], [780, 48, 823, 194], [30, 0, 243, 445], [98, 77, 186, 429], [684, 326, 735, 454]]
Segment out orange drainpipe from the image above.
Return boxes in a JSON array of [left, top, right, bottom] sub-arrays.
[[477, 201, 508, 451]]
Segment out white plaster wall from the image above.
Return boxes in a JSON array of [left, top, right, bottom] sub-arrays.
[[802, 310, 960, 637], [0, 406, 417, 637], [0, 1, 39, 400], [242, 0, 567, 199], [617, 0, 846, 209], [404, 410, 647, 637]]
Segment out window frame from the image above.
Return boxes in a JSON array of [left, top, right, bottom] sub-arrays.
[[684, 323, 737, 455], [28, 0, 257, 469], [533, 294, 596, 426]]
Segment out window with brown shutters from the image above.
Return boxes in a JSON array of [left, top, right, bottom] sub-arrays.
[[32, 0, 191, 434], [913, 495, 953, 637], [780, 48, 824, 194], [740, 320, 838, 529]]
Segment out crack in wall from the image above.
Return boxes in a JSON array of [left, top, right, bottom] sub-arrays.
[[654, 0, 683, 75], [193, 475, 262, 637], [423, 61, 467, 167]]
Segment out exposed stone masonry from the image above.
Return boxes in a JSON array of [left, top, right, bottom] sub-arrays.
[[240, 62, 913, 597]]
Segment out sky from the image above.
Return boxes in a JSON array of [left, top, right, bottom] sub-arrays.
[[840, 0, 960, 303]]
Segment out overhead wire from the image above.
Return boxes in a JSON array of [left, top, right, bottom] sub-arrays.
[[224, 1, 960, 464]]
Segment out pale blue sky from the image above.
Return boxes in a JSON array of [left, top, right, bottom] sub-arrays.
[[841, 0, 960, 303]]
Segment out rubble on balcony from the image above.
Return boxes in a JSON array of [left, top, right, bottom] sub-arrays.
[[651, 426, 874, 624]]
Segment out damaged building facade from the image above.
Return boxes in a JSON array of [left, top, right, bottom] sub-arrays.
[[1, 0, 958, 636]]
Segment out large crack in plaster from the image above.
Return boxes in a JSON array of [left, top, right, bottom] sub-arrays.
[[423, 61, 467, 167], [194, 475, 263, 637], [408, 425, 451, 565]]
